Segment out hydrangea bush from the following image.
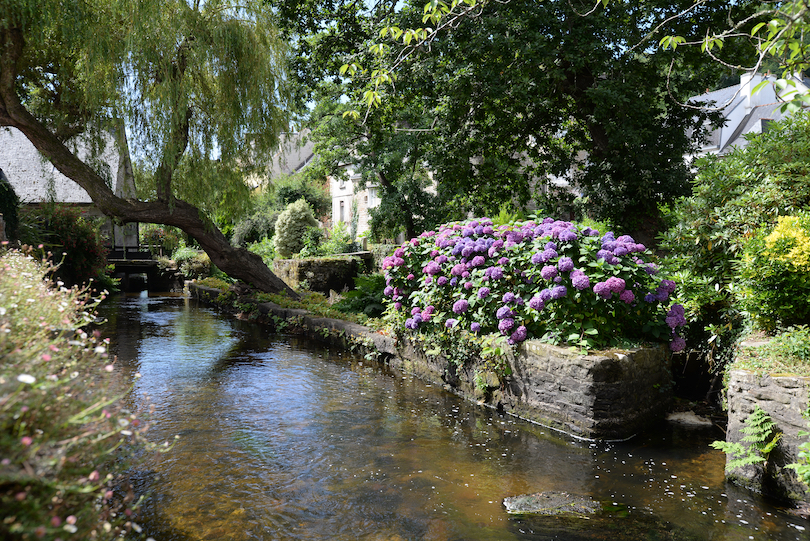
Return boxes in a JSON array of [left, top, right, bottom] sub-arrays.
[[382, 218, 686, 357]]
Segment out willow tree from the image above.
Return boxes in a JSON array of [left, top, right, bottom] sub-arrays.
[[0, 0, 298, 295]]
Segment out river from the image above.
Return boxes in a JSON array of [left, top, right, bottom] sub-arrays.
[[99, 293, 810, 540]]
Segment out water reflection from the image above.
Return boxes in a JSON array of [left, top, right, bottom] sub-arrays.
[[99, 294, 810, 540]]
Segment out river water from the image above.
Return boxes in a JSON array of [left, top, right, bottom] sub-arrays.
[[100, 293, 810, 540]]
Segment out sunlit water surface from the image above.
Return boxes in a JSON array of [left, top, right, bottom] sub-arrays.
[[99, 293, 810, 540]]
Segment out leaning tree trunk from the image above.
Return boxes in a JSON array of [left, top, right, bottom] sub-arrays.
[[0, 30, 297, 297]]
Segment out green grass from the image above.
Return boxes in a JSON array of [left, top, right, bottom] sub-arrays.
[[733, 325, 810, 376]]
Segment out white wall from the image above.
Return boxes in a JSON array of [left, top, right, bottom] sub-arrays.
[[0, 127, 119, 204]]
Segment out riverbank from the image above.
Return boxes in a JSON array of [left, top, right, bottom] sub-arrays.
[[189, 282, 673, 441]]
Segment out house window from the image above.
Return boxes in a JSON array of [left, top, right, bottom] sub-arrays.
[[339, 201, 345, 223]]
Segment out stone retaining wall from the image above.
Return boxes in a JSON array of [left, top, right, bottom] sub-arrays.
[[189, 283, 673, 441], [726, 370, 810, 501], [272, 252, 373, 294]]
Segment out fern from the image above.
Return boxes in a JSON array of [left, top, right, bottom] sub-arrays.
[[711, 405, 782, 473]]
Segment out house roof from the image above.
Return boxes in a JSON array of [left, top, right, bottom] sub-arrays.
[[690, 73, 810, 156]]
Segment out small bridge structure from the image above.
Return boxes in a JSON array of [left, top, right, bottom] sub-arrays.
[[108, 245, 182, 291]]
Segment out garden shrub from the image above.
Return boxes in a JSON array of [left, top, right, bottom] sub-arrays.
[[274, 199, 319, 258], [0, 248, 161, 539], [172, 245, 211, 280], [334, 273, 387, 318], [660, 111, 810, 369], [299, 221, 357, 258], [739, 214, 810, 331], [18, 205, 111, 289], [382, 217, 685, 363], [0, 168, 19, 240], [140, 224, 182, 257], [247, 237, 276, 266]]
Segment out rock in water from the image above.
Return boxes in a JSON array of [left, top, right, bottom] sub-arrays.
[[503, 491, 600, 516]]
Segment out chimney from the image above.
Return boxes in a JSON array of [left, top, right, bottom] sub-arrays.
[[740, 72, 760, 113]]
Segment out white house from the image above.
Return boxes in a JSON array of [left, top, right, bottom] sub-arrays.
[[690, 72, 810, 157], [330, 167, 380, 236]]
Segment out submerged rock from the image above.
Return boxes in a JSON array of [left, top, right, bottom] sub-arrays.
[[665, 411, 713, 427], [503, 491, 600, 517]]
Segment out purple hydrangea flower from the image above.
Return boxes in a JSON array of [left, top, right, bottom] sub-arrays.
[[551, 285, 567, 299], [384, 286, 394, 297], [542, 248, 558, 262], [453, 299, 470, 314], [498, 257, 510, 266], [423, 261, 441, 275], [557, 257, 574, 272], [451, 263, 466, 276], [665, 304, 687, 329], [502, 292, 516, 304], [531, 252, 543, 264], [498, 318, 515, 334], [406, 274, 415, 281], [594, 282, 612, 299], [558, 229, 578, 243], [489, 267, 505, 280], [445, 318, 458, 329], [470, 255, 486, 267], [510, 325, 528, 342], [411, 307, 421, 315], [478, 287, 491, 299], [539, 288, 553, 302], [660, 279, 677, 294], [541, 265, 558, 280], [605, 277, 626, 293], [571, 271, 590, 291], [670, 336, 686, 352], [437, 276, 449, 286], [405, 318, 418, 330], [394, 248, 405, 258], [424, 305, 435, 315], [528, 296, 545, 311], [496, 305, 514, 319], [471, 322, 482, 332], [394, 302, 402, 310], [619, 290, 635, 304]]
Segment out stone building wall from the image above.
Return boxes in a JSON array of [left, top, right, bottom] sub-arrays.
[[726, 370, 810, 502]]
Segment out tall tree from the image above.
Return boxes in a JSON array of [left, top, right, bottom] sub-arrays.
[[0, 0, 298, 295], [284, 0, 756, 242]]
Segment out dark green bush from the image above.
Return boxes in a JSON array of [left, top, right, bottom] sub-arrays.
[[18, 205, 111, 289], [334, 273, 387, 318], [0, 168, 19, 240]]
